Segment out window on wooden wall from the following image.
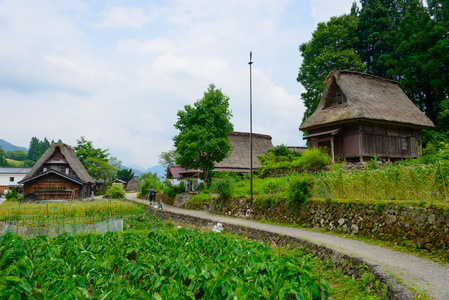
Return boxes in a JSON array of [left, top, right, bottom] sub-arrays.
[[401, 138, 409, 151], [324, 81, 346, 108]]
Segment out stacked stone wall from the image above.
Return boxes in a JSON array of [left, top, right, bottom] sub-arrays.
[[173, 193, 449, 259]]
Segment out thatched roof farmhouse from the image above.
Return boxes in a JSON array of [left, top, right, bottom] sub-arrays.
[[167, 132, 274, 180], [300, 70, 434, 162], [19, 143, 95, 201], [214, 132, 274, 173]]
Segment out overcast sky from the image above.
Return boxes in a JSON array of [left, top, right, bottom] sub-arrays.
[[0, 0, 356, 170]]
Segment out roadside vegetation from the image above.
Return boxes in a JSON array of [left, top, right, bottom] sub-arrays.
[[180, 143, 449, 207]]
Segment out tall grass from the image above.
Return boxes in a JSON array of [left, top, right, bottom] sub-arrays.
[[0, 200, 142, 218], [314, 162, 449, 202]]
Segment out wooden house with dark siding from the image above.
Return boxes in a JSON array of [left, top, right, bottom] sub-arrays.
[[19, 143, 95, 201], [300, 70, 435, 162]]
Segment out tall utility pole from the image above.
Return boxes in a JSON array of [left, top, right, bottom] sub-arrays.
[[249, 51, 253, 207]]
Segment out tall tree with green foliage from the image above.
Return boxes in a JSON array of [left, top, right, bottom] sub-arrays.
[[87, 156, 121, 185], [173, 84, 233, 188], [423, 0, 449, 122], [74, 136, 109, 172], [356, 0, 400, 78], [297, 14, 365, 122], [394, 0, 431, 111], [116, 168, 135, 183], [158, 149, 179, 165], [26, 137, 41, 162], [41, 138, 50, 153]]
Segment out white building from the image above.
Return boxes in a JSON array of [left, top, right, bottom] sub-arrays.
[[0, 167, 32, 195]]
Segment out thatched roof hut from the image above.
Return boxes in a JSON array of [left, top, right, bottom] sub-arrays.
[[300, 70, 434, 131], [19, 143, 95, 201], [300, 71, 434, 162], [214, 132, 274, 173], [165, 132, 274, 180], [125, 179, 140, 192]]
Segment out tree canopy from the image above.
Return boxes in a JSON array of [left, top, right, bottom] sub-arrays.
[[74, 137, 109, 171], [74, 137, 119, 187], [173, 84, 233, 188], [5, 150, 27, 161], [158, 149, 179, 165], [24, 137, 54, 167], [117, 168, 135, 183], [298, 0, 449, 145], [297, 14, 365, 122]]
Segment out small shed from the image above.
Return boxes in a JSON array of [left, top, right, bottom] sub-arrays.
[[19, 143, 95, 201], [299, 71, 434, 162]]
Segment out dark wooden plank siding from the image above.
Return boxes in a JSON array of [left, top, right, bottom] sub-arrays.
[[362, 134, 411, 157], [343, 134, 360, 157], [24, 173, 81, 200]]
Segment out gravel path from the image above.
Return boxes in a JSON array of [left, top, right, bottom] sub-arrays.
[[127, 194, 449, 299]]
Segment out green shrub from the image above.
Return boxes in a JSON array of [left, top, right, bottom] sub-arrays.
[[5, 187, 21, 202], [259, 147, 330, 172], [286, 174, 316, 207], [161, 180, 185, 197], [109, 184, 126, 199], [213, 178, 235, 200], [190, 190, 212, 204], [299, 148, 331, 168], [255, 194, 279, 209]]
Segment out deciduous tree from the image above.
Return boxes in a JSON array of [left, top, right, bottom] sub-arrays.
[[297, 14, 365, 123], [173, 84, 233, 188], [74, 136, 109, 172], [158, 149, 179, 165]]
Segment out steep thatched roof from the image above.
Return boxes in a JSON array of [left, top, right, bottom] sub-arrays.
[[300, 70, 435, 131], [21, 143, 95, 184], [214, 132, 274, 171]]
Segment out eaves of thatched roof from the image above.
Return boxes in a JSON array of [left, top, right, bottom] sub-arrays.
[[19, 169, 85, 185], [20, 143, 95, 184], [215, 132, 274, 169], [300, 70, 435, 131]]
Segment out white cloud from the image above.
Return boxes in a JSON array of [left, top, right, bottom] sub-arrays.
[[309, 0, 359, 22], [95, 6, 157, 29], [0, 0, 348, 168]]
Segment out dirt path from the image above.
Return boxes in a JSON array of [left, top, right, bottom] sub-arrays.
[[126, 193, 449, 299]]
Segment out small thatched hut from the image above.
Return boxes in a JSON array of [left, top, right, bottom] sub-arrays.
[[125, 179, 140, 192], [19, 143, 95, 201], [300, 70, 434, 162], [214, 132, 274, 174]]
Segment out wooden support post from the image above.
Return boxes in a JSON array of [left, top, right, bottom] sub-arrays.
[[331, 137, 335, 163]]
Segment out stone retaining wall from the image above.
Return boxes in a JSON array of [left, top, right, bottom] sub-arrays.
[[201, 197, 449, 259], [155, 209, 413, 299]]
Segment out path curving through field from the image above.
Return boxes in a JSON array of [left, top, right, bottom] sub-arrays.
[[125, 193, 449, 299]]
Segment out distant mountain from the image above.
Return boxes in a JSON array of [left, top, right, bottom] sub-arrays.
[[126, 164, 145, 171], [0, 139, 28, 152], [118, 165, 143, 177], [144, 164, 168, 179]]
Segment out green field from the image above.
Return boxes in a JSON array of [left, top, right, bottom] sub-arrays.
[[0, 203, 385, 299]]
